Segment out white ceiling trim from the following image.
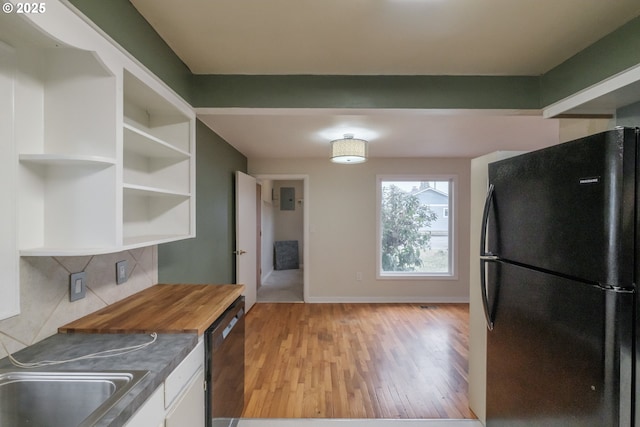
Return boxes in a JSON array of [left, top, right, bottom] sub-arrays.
[[196, 107, 544, 117], [543, 63, 640, 118]]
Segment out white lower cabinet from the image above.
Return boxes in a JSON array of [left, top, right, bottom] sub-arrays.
[[124, 385, 165, 427], [164, 338, 205, 408], [125, 339, 205, 427], [165, 368, 205, 427]]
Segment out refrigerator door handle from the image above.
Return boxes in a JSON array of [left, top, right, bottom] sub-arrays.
[[480, 184, 495, 330], [480, 259, 495, 331], [480, 183, 495, 258]]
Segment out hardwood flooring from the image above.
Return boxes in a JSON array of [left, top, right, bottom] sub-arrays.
[[242, 303, 474, 419]]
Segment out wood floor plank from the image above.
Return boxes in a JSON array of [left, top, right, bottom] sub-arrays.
[[242, 303, 475, 419]]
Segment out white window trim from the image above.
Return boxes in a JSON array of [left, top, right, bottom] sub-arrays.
[[376, 174, 458, 281]]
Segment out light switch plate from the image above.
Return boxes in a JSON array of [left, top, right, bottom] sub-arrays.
[[116, 260, 128, 285], [69, 272, 86, 302]]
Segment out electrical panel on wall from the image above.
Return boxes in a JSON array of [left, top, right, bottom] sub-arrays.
[[280, 187, 295, 211]]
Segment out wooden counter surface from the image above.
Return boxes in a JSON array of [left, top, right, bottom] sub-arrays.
[[59, 284, 245, 335]]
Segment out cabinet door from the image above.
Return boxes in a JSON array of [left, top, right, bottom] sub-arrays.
[[165, 368, 205, 427], [124, 385, 165, 427]]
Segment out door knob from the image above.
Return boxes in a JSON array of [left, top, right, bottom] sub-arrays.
[[234, 250, 247, 255]]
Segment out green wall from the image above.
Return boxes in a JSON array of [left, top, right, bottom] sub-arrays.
[[67, 0, 193, 101], [67, 0, 640, 110], [190, 75, 540, 109], [158, 120, 247, 284], [540, 15, 640, 107], [616, 101, 640, 127]]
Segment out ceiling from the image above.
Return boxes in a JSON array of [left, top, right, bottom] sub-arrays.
[[129, 0, 640, 159], [197, 109, 562, 159], [129, 0, 640, 76]]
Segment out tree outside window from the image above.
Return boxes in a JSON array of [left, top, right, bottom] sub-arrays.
[[377, 177, 454, 278]]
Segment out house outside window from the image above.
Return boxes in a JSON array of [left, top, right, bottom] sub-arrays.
[[376, 175, 456, 279]]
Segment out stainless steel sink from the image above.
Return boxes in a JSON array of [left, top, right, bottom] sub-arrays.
[[0, 370, 148, 427]]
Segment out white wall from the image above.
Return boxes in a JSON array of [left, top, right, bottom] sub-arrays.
[[272, 180, 304, 266], [558, 118, 614, 143], [467, 151, 526, 423], [260, 194, 275, 283], [249, 157, 471, 302]]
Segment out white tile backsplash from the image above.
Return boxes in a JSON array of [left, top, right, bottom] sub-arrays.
[[0, 246, 158, 358]]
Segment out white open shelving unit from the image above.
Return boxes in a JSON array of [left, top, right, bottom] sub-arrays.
[[122, 70, 194, 249], [6, 10, 195, 257], [16, 45, 119, 256]]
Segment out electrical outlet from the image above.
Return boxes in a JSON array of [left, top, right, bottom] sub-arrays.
[[356, 272, 363, 281], [116, 260, 128, 285], [69, 272, 86, 302]]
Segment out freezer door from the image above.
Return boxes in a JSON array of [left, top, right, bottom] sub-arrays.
[[486, 128, 636, 288], [486, 261, 633, 427]]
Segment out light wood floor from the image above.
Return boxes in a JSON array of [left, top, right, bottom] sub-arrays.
[[242, 303, 475, 419]]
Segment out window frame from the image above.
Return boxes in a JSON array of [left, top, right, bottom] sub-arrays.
[[376, 174, 457, 280]]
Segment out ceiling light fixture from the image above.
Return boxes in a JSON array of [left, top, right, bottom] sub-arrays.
[[330, 134, 368, 164]]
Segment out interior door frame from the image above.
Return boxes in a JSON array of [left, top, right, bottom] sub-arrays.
[[254, 174, 309, 302], [256, 183, 262, 290]]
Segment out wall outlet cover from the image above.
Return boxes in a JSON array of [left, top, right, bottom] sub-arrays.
[[116, 260, 128, 285], [69, 272, 86, 302]]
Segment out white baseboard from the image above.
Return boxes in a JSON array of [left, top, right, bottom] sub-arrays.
[[304, 296, 469, 303], [261, 269, 274, 284]]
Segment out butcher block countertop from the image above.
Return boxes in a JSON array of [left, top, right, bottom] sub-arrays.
[[59, 284, 245, 335]]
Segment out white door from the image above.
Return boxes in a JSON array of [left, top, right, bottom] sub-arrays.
[[235, 171, 257, 311]]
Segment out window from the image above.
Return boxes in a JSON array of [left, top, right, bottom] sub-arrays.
[[376, 175, 455, 279]]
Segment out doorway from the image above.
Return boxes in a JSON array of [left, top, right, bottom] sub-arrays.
[[255, 175, 309, 303]]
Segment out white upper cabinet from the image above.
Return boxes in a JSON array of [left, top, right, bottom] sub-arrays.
[[3, 6, 195, 257]]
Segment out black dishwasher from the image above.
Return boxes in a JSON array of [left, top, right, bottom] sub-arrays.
[[205, 296, 245, 427]]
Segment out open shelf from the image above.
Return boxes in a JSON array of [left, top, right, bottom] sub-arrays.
[[19, 161, 117, 252], [123, 183, 190, 198], [19, 153, 117, 166], [18, 48, 117, 158], [123, 189, 192, 246], [124, 123, 190, 159], [123, 126, 191, 194], [122, 234, 193, 249], [19, 245, 121, 257], [123, 70, 191, 153]]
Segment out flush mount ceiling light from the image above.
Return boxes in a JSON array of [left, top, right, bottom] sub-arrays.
[[330, 134, 368, 164]]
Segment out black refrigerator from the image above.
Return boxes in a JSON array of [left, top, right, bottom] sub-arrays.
[[480, 127, 638, 426]]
